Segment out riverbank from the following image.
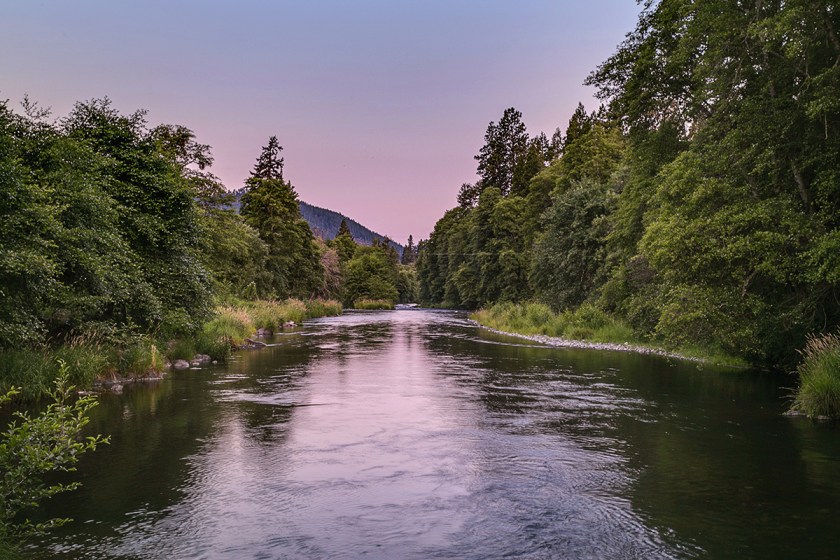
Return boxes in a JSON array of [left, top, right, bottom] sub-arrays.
[[474, 321, 713, 363], [0, 298, 342, 400], [471, 302, 747, 368]]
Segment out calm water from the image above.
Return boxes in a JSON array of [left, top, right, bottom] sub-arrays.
[[23, 310, 840, 559]]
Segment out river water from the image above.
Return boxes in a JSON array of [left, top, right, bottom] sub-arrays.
[[24, 310, 840, 559]]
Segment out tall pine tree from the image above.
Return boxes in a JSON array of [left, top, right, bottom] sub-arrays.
[[240, 137, 321, 298]]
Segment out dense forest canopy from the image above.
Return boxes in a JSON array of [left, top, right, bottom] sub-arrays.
[[417, 0, 840, 367], [0, 99, 416, 353]]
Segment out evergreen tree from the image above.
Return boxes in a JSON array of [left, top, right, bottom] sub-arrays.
[[337, 218, 352, 238], [251, 135, 284, 180], [332, 219, 357, 265], [240, 137, 321, 299], [401, 234, 417, 265], [474, 107, 530, 198]]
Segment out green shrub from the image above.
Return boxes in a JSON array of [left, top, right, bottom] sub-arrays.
[[791, 332, 840, 419], [0, 344, 111, 399], [195, 333, 231, 362], [0, 363, 108, 548], [112, 339, 162, 378]]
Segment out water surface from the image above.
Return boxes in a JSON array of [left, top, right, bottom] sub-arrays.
[[26, 310, 840, 558]]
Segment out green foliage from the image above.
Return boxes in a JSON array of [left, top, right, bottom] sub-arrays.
[[304, 299, 343, 318], [472, 302, 638, 344], [165, 338, 197, 361], [353, 299, 396, 310], [240, 139, 322, 300], [203, 306, 255, 345], [401, 235, 417, 265], [199, 208, 270, 299], [0, 363, 108, 546], [791, 333, 840, 419], [0, 335, 163, 400], [532, 178, 617, 311], [344, 245, 399, 305], [0, 97, 214, 350], [396, 265, 419, 303]]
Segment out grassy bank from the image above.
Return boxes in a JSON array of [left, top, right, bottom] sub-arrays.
[[0, 299, 342, 400], [353, 299, 395, 310], [790, 332, 840, 419], [472, 301, 746, 367]]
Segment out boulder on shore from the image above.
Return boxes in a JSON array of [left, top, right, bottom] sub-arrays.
[[173, 360, 190, 370], [193, 354, 212, 365]]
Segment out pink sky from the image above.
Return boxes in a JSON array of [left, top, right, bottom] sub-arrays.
[[1, 1, 641, 243]]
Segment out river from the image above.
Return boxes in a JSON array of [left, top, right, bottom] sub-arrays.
[[25, 309, 840, 559]]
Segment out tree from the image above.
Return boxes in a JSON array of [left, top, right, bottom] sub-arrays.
[[250, 135, 284, 180], [240, 137, 322, 299], [474, 107, 531, 197], [337, 218, 351, 237], [344, 245, 399, 305], [401, 234, 417, 265], [531, 178, 616, 311]]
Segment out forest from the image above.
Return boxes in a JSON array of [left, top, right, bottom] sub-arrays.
[[0, 98, 417, 400], [416, 0, 840, 399]]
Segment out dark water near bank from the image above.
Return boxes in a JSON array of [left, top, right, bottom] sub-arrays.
[[23, 310, 840, 559]]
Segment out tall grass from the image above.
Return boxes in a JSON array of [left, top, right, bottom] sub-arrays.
[[305, 299, 343, 317], [791, 332, 840, 419], [472, 301, 749, 366], [1, 299, 344, 399], [472, 302, 638, 343], [185, 299, 344, 360], [353, 299, 395, 310], [244, 299, 307, 329], [0, 336, 162, 399]]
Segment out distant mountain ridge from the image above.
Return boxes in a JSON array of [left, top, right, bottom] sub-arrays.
[[298, 201, 403, 255], [228, 189, 403, 256]]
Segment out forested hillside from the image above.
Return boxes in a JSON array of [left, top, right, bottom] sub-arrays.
[[299, 201, 403, 257], [227, 190, 403, 256], [417, 0, 840, 369]]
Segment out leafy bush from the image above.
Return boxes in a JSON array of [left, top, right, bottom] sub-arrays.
[[791, 332, 840, 419], [0, 363, 108, 549]]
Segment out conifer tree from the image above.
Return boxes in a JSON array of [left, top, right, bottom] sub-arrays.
[[251, 135, 284, 180], [241, 137, 321, 298], [401, 235, 417, 265], [337, 218, 352, 238]]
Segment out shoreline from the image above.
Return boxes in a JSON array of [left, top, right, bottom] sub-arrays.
[[471, 320, 711, 365]]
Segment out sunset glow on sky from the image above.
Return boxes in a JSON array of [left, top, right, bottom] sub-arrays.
[[2, 1, 641, 243]]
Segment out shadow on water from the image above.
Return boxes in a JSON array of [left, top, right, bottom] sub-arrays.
[[19, 309, 840, 559]]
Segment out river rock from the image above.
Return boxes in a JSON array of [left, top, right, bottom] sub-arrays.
[[283, 321, 296, 328], [256, 328, 272, 337], [193, 354, 212, 365], [244, 338, 267, 348], [173, 359, 190, 370]]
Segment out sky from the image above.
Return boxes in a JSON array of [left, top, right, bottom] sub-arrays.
[[1, 1, 641, 244]]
